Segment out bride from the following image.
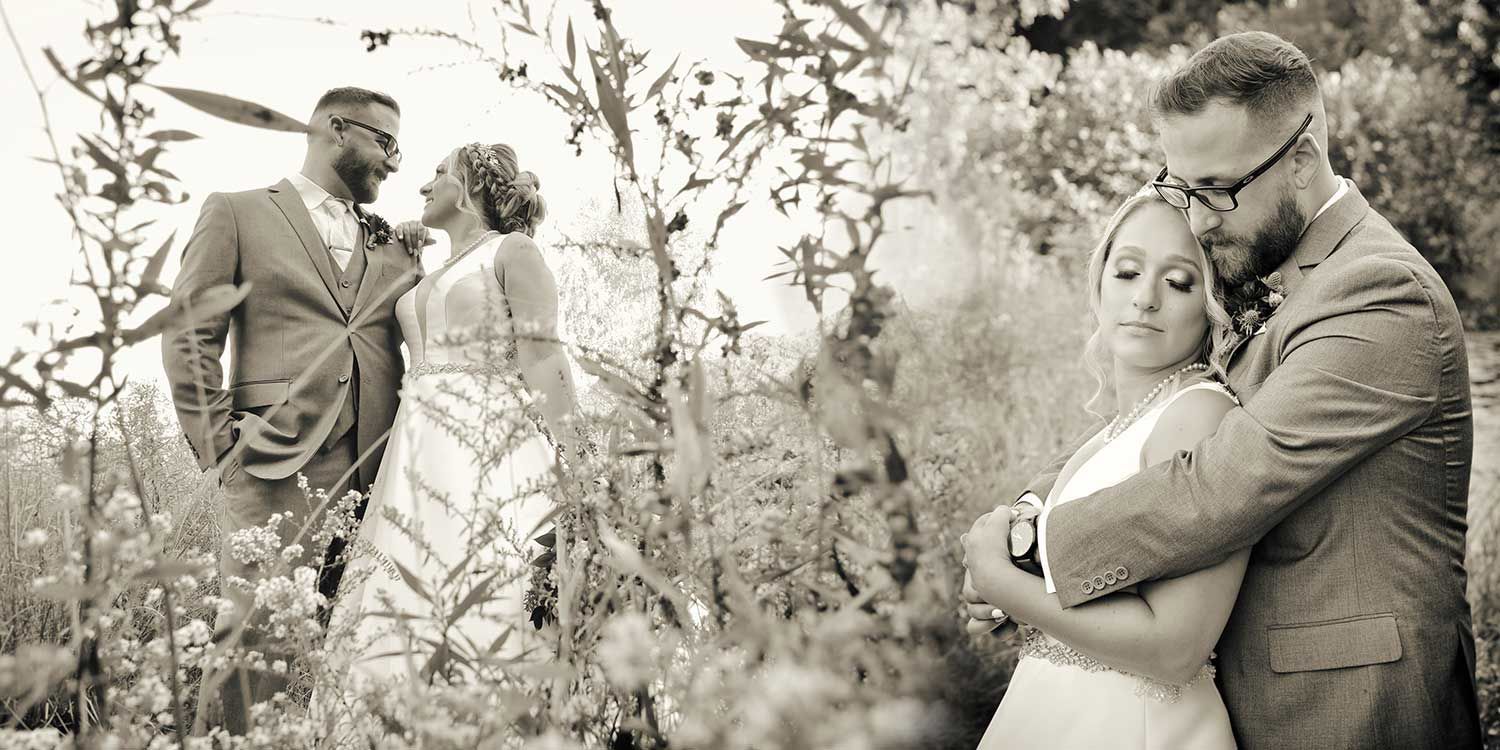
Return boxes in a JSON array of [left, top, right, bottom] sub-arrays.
[[962, 187, 1243, 748], [322, 142, 579, 700]]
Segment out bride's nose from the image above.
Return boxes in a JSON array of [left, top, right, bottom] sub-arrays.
[[1133, 283, 1160, 312]]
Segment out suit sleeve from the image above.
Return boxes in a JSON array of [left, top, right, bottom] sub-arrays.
[[1042, 255, 1441, 608], [161, 192, 240, 471]]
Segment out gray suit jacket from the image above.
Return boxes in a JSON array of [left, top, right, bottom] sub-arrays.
[[162, 179, 422, 489], [1033, 184, 1478, 748]]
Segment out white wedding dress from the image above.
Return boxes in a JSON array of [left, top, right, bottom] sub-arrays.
[[978, 382, 1238, 749], [325, 233, 557, 691]]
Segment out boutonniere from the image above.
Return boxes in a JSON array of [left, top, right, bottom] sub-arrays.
[[1226, 271, 1286, 337], [356, 209, 395, 249]]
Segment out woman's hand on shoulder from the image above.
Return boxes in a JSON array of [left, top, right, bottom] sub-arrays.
[[394, 221, 435, 256]]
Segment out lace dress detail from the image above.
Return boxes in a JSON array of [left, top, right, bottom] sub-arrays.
[[1018, 625, 1217, 704]]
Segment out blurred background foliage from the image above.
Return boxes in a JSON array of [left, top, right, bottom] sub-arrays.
[[898, 0, 1499, 328]]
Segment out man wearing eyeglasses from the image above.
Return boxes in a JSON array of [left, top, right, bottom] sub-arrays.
[[964, 31, 1478, 748], [161, 86, 424, 734]]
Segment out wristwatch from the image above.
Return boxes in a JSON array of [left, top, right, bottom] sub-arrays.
[[1009, 503, 1043, 577]]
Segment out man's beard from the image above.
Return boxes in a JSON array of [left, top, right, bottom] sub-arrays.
[[1202, 190, 1306, 286], [333, 150, 385, 204]]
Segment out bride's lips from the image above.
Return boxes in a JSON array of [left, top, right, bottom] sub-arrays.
[[1119, 321, 1163, 332]]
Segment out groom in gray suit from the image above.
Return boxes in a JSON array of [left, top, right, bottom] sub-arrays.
[[161, 87, 421, 732], [969, 32, 1479, 748]]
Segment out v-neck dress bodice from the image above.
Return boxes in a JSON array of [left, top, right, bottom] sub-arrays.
[[395, 234, 521, 371], [979, 381, 1240, 750]]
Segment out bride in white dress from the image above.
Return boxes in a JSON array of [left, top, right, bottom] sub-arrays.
[[321, 143, 579, 707], [961, 189, 1244, 748]]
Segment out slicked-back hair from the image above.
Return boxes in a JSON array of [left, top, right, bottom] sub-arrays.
[[1149, 31, 1318, 124], [312, 86, 400, 117]]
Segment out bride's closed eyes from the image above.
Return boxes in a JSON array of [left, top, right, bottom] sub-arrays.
[[1110, 261, 1199, 293]]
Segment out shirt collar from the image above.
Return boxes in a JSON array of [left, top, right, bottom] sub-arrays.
[[287, 172, 346, 213], [1311, 176, 1350, 223]]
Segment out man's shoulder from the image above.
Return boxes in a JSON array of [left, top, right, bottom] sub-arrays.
[[1316, 210, 1444, 296]]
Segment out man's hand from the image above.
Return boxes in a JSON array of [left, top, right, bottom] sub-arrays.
[[394, 220, 436, 256]]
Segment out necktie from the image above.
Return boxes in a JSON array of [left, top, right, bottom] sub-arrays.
[[325, 198, 355, 271]]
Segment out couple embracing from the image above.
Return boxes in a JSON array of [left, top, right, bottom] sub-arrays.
[[962, 32, 1479, 749], [160, 87, 579, 733]]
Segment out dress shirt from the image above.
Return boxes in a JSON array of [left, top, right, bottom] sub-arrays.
[[287, 172, 358, 271]]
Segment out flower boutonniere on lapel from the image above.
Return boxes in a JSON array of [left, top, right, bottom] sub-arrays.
[[356, 209, 395, 250], [1225, 270, 1286, 338]]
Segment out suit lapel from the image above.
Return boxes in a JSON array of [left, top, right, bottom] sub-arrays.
[[351, 222, 381, 319], [268, 180, 343, 315]]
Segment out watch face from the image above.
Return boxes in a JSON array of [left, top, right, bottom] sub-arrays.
[[1009, 520, 1036, 557]]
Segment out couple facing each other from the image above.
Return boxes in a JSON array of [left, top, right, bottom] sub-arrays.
[[161, 86, 579, 733], [961, 32, 1478, 749]]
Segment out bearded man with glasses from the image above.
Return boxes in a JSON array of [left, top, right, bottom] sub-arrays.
[[161, 86, 427, 734], [963, 31, 1479, 749]]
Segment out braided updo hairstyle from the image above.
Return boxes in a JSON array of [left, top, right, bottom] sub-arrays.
[[449, 143, 547, 237]]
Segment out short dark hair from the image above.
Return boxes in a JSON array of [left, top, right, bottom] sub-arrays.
[[312, 86, 400, 117], [1149, 31, 1318, 123]]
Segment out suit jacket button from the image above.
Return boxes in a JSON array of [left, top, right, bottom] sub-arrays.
[[1092, 575, 1106, 589], [341, 279, 351, 288], [338, 374, 350, 383], [1082, 581, 1094, 595], [1103, 571, 1117, 585], [1115, 566, 1129, 581]]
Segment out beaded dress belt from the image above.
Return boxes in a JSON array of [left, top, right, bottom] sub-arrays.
[[407, 361, 513, 377], [1017, 624, 1215, 704]]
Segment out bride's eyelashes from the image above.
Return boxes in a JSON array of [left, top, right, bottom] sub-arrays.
[[1111, 269, 1196, 293]]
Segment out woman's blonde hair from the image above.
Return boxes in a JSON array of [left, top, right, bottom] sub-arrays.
[[1081, 186, 1231, 418], [446, 143, 547, 237]]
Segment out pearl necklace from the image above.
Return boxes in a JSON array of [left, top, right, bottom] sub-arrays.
[[448, 230, 499, 264], [1103, 363, 1210, 442]]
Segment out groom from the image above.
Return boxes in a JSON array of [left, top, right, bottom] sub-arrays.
[[967, 32, 1478, 748], [161, 87, 421, 732]]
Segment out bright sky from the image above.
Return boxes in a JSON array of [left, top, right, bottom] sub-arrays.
[[1, 0, 833, 388]]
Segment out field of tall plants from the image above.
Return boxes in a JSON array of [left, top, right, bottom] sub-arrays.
[[1, 0, 1497, 748]]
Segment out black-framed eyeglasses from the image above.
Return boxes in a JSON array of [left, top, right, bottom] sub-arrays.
[[1151, 112, 1313, 212], [332, 115, 401, 162]]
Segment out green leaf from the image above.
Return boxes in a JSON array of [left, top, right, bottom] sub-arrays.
[[644, 54, 679, 100], [712, 200, 747, 239], [734, 37, 781, 61], [446, 570, 502, 627], [124, 281, 253, 344], [671, 174, 712, 202], [79, 135, 127, 179], [43, 47, 102, 104], [587, 49, 635, 166], [576, 356, 650, 407], [565, 18, 576, 68], [145, 129, 201, 142], [542, 82, 584, 111], [138, 230, 176, 294], [146, 84, 308, 133], [390, 558, 434, 605]]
